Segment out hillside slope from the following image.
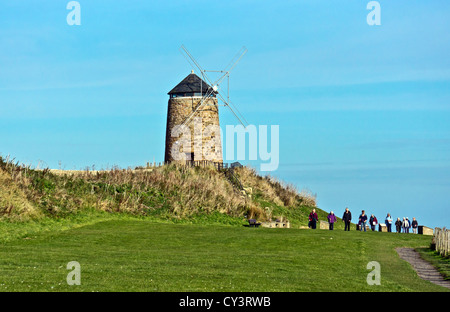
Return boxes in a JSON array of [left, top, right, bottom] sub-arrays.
[[0, 156, 321, 227], [0, 165, 41, 220]]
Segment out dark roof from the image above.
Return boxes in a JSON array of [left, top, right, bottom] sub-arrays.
[[168, 72, 216, 95]]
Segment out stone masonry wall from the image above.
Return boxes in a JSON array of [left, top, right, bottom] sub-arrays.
[[165, 97, 223, 163]]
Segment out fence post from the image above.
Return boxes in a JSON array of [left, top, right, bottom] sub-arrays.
[[445, 228, 449, 257], [434, 228, 450, 257], [447, 230, 450, 257]]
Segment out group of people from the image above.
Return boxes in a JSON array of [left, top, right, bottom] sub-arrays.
[[308, 208, 419, 233], [392, 216, 419, 234]]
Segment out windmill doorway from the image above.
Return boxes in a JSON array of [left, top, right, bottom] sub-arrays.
[[185, 152, 194, 161]]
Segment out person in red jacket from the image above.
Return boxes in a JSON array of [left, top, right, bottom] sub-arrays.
[[308, 209, 318, 229]]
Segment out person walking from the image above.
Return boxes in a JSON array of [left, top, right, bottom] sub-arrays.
[[369, 214, 378, 231], [385, 213, 393, 233], [327, 211, 337, 230], [342, 207, 352, 231], [411, 217, 419, 234], [395, 218, 402, 233], [405, 217, 411, 234], [359, 210, 368, 232], [402, 217, 409, 233], [308, 209, 318, 230]]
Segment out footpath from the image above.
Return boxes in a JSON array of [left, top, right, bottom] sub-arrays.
[[396, 247, 450, 290]]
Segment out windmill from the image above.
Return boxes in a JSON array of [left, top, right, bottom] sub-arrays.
[[164, 46, 248, 164], [179, 45, 248, 128]]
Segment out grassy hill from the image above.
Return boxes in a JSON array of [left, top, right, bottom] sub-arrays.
[[0, 155, 319, 241]]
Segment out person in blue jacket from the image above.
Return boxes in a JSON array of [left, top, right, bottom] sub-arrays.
[[359, 210, 368, 232], [385, 213, 393, 233]]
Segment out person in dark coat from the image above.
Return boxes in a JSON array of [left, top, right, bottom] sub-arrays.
[[395, 218, 402, 233], [308, 209, 318, 229], [359, 210, 368, 232], [369, 214, 378, 231], [327, 211, 337, 230], [411, 217, 419, 234], [342, 207, 352, 231]]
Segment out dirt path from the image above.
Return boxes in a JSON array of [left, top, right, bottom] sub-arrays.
[[396, 247, 450, 289]]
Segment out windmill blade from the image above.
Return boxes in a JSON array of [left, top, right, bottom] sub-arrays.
[[204, 70, 229, 91], [180, 45, 221, 103], [179, 46, 197, 72], [181, 45, 230, 92], [180, 45, 204, 72], [224, 46, 247, 76], [180, 102, 205, 127], [181, 83, 218, 127], [180, 45, 210, 83], [227, 100, 249, 127], [213, 74, 248, 127], [206, 49, 248, 127], [225, 104, 247, 128], [180, 45, 246, 96], [180, 90, 216, 127], [182, 89, 248, 128], [216, 91, 248, 128], [179, 45, 216, 127], [208, 47, 247, 90], [179, 45, 248, 128]]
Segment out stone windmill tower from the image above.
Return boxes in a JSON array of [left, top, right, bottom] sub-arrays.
[[164, 46, 248, 164], [164, 70, 222, 163]]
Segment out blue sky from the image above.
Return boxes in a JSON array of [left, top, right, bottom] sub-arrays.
[[1, 1, 449, 229]]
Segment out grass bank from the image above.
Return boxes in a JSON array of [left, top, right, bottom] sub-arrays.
[[0, 220, 446, 292], [0, 155, 318, 241]]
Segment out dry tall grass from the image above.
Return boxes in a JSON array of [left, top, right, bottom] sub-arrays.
[[235, 166, 316, 207], [80, 164, 260, 218], [0, 159, 42, 220], [0, 156, 316, 222]]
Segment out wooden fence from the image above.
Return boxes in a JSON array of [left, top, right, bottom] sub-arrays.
[[433, 227, 450, 257], [184, 160, 229, 170], [146, 160, 242, 171]]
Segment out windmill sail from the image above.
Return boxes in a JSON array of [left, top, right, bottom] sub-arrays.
[[179, 45, 248, 128]]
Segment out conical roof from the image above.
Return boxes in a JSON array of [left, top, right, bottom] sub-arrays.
[[168, 71, 216, 96]]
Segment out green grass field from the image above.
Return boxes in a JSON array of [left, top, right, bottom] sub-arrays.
[[0, 219, 448, 292], [1, 158, 448, 292]]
